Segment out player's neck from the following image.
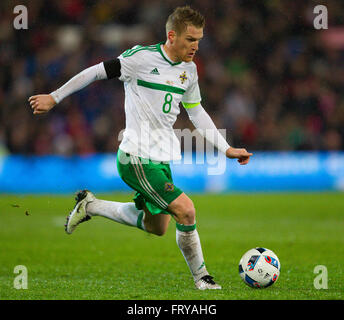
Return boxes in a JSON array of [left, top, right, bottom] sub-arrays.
[[162, 42, 181, 63]]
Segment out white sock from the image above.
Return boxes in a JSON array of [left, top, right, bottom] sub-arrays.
[[86, 199, 145, 231], [176, 225, 209, 282]]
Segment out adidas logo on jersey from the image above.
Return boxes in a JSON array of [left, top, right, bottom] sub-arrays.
[[150, 68, 160, 75]]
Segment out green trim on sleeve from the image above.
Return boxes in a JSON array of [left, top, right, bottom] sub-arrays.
[[181, 102, 201, 109]]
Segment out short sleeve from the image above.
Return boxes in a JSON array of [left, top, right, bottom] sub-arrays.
[[182, 68, 201, 104], [117, 46, 140, 82]]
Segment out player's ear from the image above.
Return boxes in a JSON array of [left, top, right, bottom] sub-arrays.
[[167, 30, 176, 44]]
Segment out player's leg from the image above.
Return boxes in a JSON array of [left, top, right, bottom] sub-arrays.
[[86, 196, 171, 236], [141, 204, 171, 236], [85, 195, 145, 229], [118, 151, 221, 289], [65, 189, 149, 234], [65, 150, 147, 234], [65, 150, 173, 235], [65, 189, 172, 235], [168, 192, 221, 290]]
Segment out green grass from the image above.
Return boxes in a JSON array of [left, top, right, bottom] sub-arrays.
[[0, 192, 343, 300]]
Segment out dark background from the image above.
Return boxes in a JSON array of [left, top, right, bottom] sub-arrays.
[[1, 0, 344, 156]]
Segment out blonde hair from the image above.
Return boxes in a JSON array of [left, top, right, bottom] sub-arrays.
[[166, 6, 205, 36]]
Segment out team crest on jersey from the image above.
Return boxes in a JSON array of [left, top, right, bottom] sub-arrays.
[[164, 182, 174, 192], [179, 71, 187, 84]]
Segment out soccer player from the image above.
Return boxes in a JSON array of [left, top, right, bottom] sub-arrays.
[[29, 6, 252, 290]]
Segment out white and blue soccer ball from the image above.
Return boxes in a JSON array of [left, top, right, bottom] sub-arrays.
[[239, 247, 280, 288]]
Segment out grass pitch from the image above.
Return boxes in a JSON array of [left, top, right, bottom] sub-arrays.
[[0, 192, 343, 300]]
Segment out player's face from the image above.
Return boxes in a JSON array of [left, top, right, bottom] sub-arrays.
[[173, 25, 203, 62]]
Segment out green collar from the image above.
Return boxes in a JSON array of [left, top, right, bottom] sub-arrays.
[[156, 42, 182, 66]]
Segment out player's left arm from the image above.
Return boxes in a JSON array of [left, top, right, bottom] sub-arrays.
[[184, 103, 253, 165]]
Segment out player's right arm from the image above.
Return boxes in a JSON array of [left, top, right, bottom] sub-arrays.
[[29, 59, 121, 115]]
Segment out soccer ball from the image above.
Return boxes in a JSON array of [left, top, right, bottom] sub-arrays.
[[239, 247, 280, 288]]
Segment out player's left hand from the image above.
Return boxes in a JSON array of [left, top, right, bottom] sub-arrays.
[[226, 147, 253, 165]]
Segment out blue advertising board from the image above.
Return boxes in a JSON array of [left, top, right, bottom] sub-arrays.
[[0, 152, 343, 193]]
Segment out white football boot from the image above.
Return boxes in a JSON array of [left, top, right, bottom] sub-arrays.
[[195, 275, 222, 290], [65, 190, 95, 234]]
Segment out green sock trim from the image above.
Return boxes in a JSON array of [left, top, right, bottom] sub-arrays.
[[137, 211, 144, 230], [176, 222, 196, 232], [197, 261, 206, 271]]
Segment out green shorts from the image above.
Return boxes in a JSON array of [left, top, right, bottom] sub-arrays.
[[116, 149, 183, 215]]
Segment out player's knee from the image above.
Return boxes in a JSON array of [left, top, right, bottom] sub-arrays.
[[168, 194, 196, 225], [177, 202, 196, 225]]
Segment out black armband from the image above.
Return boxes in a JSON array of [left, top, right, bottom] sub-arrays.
[[103, 58, 121, 79]]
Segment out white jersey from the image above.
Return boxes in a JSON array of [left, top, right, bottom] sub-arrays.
[[117, 42, 201, 162]]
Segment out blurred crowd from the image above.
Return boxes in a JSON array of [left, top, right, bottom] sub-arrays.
[[1, 0, 344, 156]]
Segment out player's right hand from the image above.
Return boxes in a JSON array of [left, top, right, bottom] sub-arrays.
[[28, 94, 56, 115], [226, 147, 253, 165]]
